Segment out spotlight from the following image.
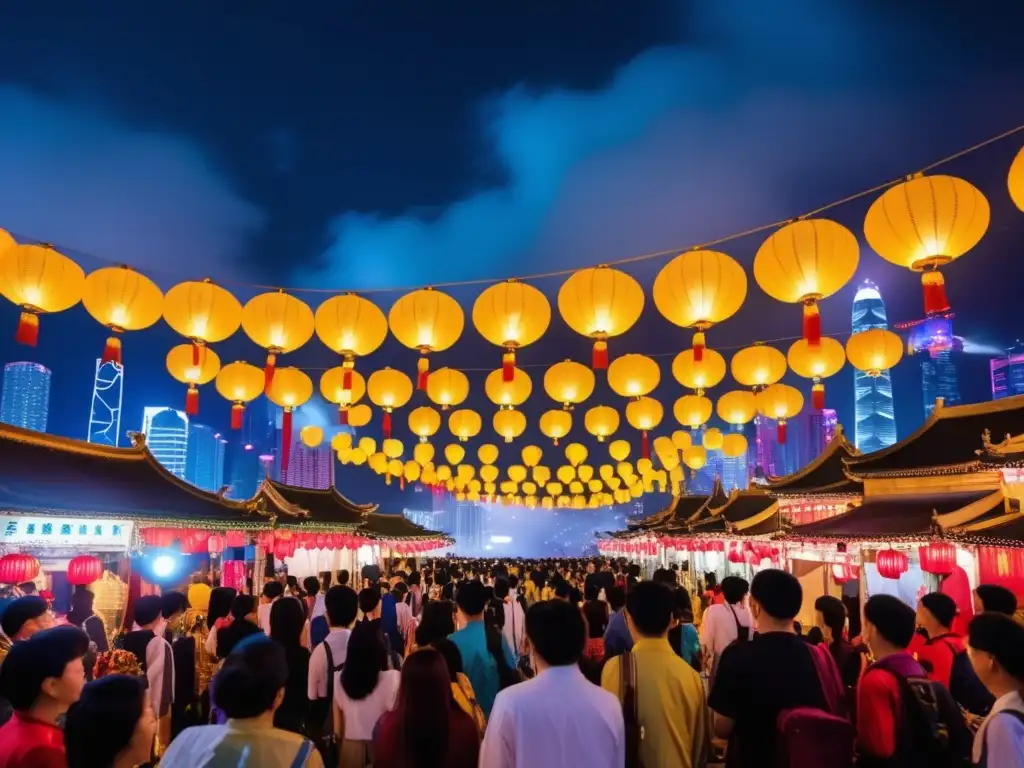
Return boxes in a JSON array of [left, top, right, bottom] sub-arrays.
[[152, 555, 176, 579]]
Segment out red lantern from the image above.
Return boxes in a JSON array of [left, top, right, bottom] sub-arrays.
[[831, 563, 855, 585], [0, 553, 40, 585], [66, 555, 104, 586], [208, 534, 225, 556], [727, 542, 745, 564], [225, 530, 247, 548], [919, 542, 957, 576], [141, 528, 175, 548], [315, 534, 327, 549], [876, 550, 909, 580]]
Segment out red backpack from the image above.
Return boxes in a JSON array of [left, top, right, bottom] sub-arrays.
[[775, 643, 856, 768]]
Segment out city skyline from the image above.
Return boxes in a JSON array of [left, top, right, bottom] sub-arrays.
[[0, 361, 50, 432], [851, 280, 898, 453]]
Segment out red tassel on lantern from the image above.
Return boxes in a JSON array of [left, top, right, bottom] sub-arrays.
[[802, 301, 821, 345], [191, 340, 202, 366], [281, 408, 294, 473], [777, 420, 788, 444], [102, 335, 122, 366], [641, 431, 650, 460], [15, 311, 38, 346], [502, 349, 516, 382], [922, 271, 950, 315], [812, 382, 825, 410], [185, 385, 200, 416], [876, 549, 909, 580], [383, 410, 392, 439], [342, 364, 354, 392], [592, 338, 608, 370], [417, 355, 429, 390], [264, 351, 277, 392], [339, 406, 349, 425], [920, 541, 957, 575], [693, 331, 706, 362], [231, 403, 244, 430]]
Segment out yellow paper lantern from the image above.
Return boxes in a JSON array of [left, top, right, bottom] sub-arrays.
[[670, 430, 692, 451], [163, 278, 243, 366], [722, 433, 748, 459], [653, 249, 747, 360], [388, 287, 464, 389], [607, 354, 661, 398], [533, 466, 552, 486], [756, 383, 804, 445], [754, 219, 859, 344], [382, 438, 404, 459], [350, 448, 368, 466], [444, 444, 466, 465], [865, 174, 989, 316], [583, 405, 619, 443], [404, 461, 421, 483], [731, 344, 787, 389], [348, 404, 372, 428], [266, 367, 314, 472], [215, 361, 265, 430], [702, 427, 724, 451], [242, 290, 315, 391], [556, 465, 576, 484], [314, 292, 388, 395], [448, 409, 482, 442], [368, 451, 387, 473], [0, 242, 86, 347], [716, 390, 757, 426], [845, 328, 903, 377], [426, 367, 469, 410], [543, 359, 596, 409], [359, 436, 378, 456], [673, 394, 712, 429], [166, 343, 220, 417], [670, 349, 724, 397], [546, 482, 564, 497], [408, 406, 442, 442], [539, 409, 572, 445], [82, 266, 163, 366], [300, 425, 324, 448], [472, 279, 551, 380], [1010, 147, 1024, 212], [625, 397, 663, 460], [478, 444, 500, 465], [485, 367, 532, 409], [413, 442, 435, 466], [608, 439, 631, 462], [682, 445, 707, 470], [367, 367, 414, 439], [520, 445, 543, 467], [557, 265, 644, 369], [320, 367, 367, 426], [564, 443, 588, 467], [507, 465, 527, 483], [787, 337, 846, 410], [577, 465, 594, 483], [332, 432, 353, 452], [493, 409, 526, 443]]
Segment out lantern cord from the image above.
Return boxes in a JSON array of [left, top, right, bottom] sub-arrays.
[[8, 122, 1024, 295]]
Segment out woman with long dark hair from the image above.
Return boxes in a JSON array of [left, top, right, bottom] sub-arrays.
[[270, 596, 310, 735], [204, 586, 236, 657], [65, 674, 156, 768], [333, 620, 400, 766], [373, 649, 479, 768]]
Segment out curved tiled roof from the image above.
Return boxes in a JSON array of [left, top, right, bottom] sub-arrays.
[[257, 478, 374, 529], [762, 425, 863, 496]]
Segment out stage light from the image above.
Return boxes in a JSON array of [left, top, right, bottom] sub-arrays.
[[490, 536, 512, 544], [152, 555, 176, 578]]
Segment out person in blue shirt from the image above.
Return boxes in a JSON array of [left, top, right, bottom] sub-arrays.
[[449, 580, 515, 718], [603, 585, 633, 659]]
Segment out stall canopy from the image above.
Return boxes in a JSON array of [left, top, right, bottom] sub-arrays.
[[0, 423, 267, 529], [254, 478, 374, 531]]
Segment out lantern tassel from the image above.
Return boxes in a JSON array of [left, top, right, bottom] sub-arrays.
[[264, 352, 277, 392], [339, 406, 349, 425], [812, 382, 825, 410], [592, 339, 608, 370], [185, 385, 200, 416], [502, 349, 516, 382], [922, 271, 950, 315], [191, 340, 201, 366], [802, 302, 821, 346], [281, 408, 294, 474], [102, 335, 122, 366], [417, 356, 429, 391], [15, 311, 38, 347], [231, 403, 244, 430], [383, 410, 392, 439], [777, 420, 788, 444], [693, 331, 706, 363], [641, 430, 650, 460], [342, 363, 353, 392]]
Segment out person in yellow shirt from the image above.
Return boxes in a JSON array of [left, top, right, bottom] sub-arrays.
[[602, 581, 710, 768]]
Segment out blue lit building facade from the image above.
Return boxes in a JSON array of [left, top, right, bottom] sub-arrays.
[[142, 407, 189, 479], [1, 362, 51, 432], [87, 360, 123, 446], [901, 314, 962, 418], [186, 423, 227, 492], [851, 281, 897, 452], [991, 343, 1024, 400]]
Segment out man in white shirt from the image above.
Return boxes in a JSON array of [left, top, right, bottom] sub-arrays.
[[258, 580, 284, 636], [494, 576, 526, 659], [699, 576, 753, 677], [307, 585, 358, 740], [481, 600, 625, 768]]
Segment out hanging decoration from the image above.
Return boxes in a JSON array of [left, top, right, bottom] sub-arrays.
[[584, 405, 620, 442], [539, 409, 572, 446], [242, 290, 315, 391], [753, 219, 859, 345], [787, 337, 846, 410], [367, 367, 414, 439], [846, 329, 903, 377], [625, 396, 663, 459], [166, 343, 221, 416], [426, 367, 470, 410], [408, 406, 442, 443], [66, 555, 104, 586], [1010, 146, 1024, 212], [543, 359, 595, 409], [300, 425, 324, 448], [755, 383, 804, 444], [0, 553, 39, 584], [876, 549, 910, 580], [493, 409, 527, 443], [320, 366, 367, 424], [0, 241, 85, 347], [721, 433, 748, 459], [731, 343, 787, 390], [484, 367, 532, 409], [162, 278, 242, 366], [716, 390, 757, 426], [388, 287, 464, 389], [266, 367, 313, 473], [607, 354, 661, 398], [448, 409, 482, 442], [674, 394, 713, 430], [82, 266, 163, 365], [314, 292, 388, 392], [216, 361, 268, 430], [919, 542, 957, 576], [864, 174, 989, 316], [472, 279, 551, 381], [653, 249, 747, 361], [557, 266, 644, 369], [672, 348, 726, 395]]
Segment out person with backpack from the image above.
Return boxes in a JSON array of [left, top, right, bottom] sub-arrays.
[[698, 576, 752, 687], [916, 592, 995, 717], [449, 580, 516, 719], [709, 569, 853, 768], [966, 612, 1024, 767], [306, 586, 358, 759], [858, 594, 972, 768]]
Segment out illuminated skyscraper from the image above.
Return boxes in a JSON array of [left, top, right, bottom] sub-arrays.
[[88, 360, 124, 446], [281, 442, 334, 489], [990, 342, 1024, 400], [1, 362, 51, 432], [186, 423, 227, 492], [227, 442, 263, 500], [899, 314, 962, 418], [851, 280, 897, 452], [142, 407, 189, 479]]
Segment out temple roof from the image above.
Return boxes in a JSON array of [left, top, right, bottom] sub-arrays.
[[947, 504, 1024, 548], [761, 425, 863, 497], [844, 396, 1024, 479], [684, 490, 781, 537], [0, 423, 267, 528], [623, 479, 728, 536], [788, 490, 1004, 541], [257, 478, 375, 530], [356, 512, 445, 541]]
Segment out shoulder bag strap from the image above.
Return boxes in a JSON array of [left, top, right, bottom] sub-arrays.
[[290, 739, 315, 768], [323, 640, 335, 703]]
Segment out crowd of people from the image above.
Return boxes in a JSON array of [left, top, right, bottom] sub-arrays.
[[0, 556, 1021, 767]]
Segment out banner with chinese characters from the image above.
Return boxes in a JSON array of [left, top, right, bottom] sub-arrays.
[[2, 517, 133, 552]]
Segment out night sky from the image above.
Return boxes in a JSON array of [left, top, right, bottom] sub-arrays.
[[2, 1, 1024, 511]]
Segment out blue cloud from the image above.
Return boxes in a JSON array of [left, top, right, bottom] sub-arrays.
[[0, 86, 263, 284]]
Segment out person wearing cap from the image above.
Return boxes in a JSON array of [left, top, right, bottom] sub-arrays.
[[0, 595, 53, 667], [0, 625, 89, 767]]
